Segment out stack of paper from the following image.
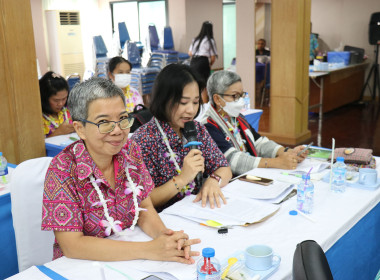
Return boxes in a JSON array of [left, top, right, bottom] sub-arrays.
[[44, 132, 79, 147], [161, 195, 280, 227]]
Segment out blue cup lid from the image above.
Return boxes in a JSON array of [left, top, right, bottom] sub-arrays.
[[202, 247, 215, 258], [302, 174, 310, 180]]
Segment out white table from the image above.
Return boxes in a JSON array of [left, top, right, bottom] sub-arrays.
[[7, 158, 380, 280]]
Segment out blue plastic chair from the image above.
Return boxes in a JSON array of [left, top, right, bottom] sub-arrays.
[[93, 35, 107, 58], [163, 26, 174, 50], [149, 24, 160, 51], [163, 26, 190, 61], [66, 74, 80, 92], [118, 22, 131, 50], [126, 41, 142, 68]]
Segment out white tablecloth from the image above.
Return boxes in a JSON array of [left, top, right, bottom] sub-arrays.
[[8, 158, 380, 280]]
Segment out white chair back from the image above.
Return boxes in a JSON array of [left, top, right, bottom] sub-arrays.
[[10, 157, 54, 272]]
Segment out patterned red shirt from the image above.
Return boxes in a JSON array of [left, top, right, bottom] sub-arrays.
[[132, 118, 229, 212], [41, 139, 154, 259]]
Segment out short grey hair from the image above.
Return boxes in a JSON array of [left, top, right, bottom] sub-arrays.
[[207, 70, 242, 106], [68, 77, 126, 121]]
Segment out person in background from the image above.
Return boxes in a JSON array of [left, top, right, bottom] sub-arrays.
[[107, 56, 143, 112], [256, 39, 271, 56], [201, 70, 307, 177], [42, 77, 200, 263], [132, 64, 232, 212], [40, 71, 74, 138], [310, 23, 319, 64], [188, 21, 218, 104]]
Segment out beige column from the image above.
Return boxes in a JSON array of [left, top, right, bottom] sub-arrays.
[[260, 0, 311, 145], [236, 0, 255, 108], [0, 0, 45, 164]]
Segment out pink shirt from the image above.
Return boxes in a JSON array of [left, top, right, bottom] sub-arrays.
[[41, 139, 154, 259]]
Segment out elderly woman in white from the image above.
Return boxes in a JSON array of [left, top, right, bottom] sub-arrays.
[[201, 70, 307, 176]]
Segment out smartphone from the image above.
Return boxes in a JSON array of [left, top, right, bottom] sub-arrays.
[[238, 175, 273, 186], [297, 142, 314, 156], [141, 276, 163, 280]]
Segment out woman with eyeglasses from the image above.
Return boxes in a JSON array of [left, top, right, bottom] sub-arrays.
[[201, 71, 307, 176], [41, 77, 200, 263], [132, 64, 232, 212], [39, 71, 75, 137]]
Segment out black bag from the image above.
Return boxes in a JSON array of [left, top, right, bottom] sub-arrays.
[[129, 105, 153, 133]]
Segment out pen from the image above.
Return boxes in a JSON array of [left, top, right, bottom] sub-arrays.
[[297, 142, 314, 156], [281, 172, 302, 178], [295, 210, 316, 223]]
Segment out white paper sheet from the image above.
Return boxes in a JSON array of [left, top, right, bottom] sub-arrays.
[[44, 133, 79, 147], [224, 177, 294, 200], [161, 195, 280, 226]]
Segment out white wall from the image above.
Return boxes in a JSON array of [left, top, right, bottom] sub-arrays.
[[167, 0, 187, 52], [184, 0, 224, 70], [311, 0, 380, 96]]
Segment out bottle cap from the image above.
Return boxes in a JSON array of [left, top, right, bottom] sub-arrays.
[[336, 157, 345, 162], [202, 247, 215, 258], [289, 210, 298, 216]]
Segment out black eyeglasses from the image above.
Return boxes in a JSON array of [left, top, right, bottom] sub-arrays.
[[80, 117, 134, 134], [219, 92, 246, 102]]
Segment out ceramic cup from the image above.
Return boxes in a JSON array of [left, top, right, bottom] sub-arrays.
[[245, 244, 280, 271], [358, 168, 377, 185]]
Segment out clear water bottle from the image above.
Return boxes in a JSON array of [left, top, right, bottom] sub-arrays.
[[243, 92, 250, 110], [197, 247, 221, 280], [331, 157, 346, 193], [0, 152, 9, 186], [297, 174, 314, 214]]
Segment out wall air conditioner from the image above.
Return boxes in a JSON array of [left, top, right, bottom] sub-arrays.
[[45, 10, 84, 78]]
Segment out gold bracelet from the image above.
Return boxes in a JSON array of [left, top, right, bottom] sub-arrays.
[[173, 177, 180, 191]]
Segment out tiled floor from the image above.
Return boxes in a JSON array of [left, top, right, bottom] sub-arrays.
[[257, 100, 380, 156]]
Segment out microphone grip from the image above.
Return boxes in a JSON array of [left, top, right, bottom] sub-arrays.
[[189, 144, 203, 187], [196, 171, 203, 187]]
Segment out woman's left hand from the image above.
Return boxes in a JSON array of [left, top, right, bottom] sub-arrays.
[[193, 178, 227, 208], [161, 228, 200, 261]]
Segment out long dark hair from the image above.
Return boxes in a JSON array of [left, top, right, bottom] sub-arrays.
[[150, 64, 203, 122], [39, 71, 69, 115], [193, 21, 217, 57]]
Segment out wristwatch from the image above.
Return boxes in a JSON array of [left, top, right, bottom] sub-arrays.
[[209, 173, 222, 186], [284, 147, 290, 152]]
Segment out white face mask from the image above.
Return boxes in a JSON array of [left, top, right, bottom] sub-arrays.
[[114, 74, 131, 88], [222, 97, 245, 117]]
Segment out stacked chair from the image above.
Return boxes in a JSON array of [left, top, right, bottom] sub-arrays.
[[93, 35, 109, 78], [118, 22, 144, 57], [147, 24, 182, 69], [163, 26, 190, 63]]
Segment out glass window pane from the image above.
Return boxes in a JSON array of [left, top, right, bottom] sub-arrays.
[[112, 2, 139, 42], [138, 1, 166, 50], [223, 4, 236, 70]]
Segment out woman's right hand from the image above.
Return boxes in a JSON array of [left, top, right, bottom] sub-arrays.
[[147, 230, 200, 264], [275, 150, 299, 170], [57, 122, 75, 135], [178, 149, 204, 185]]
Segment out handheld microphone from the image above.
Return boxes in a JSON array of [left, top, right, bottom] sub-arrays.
[[183, 121, 203, 187]]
